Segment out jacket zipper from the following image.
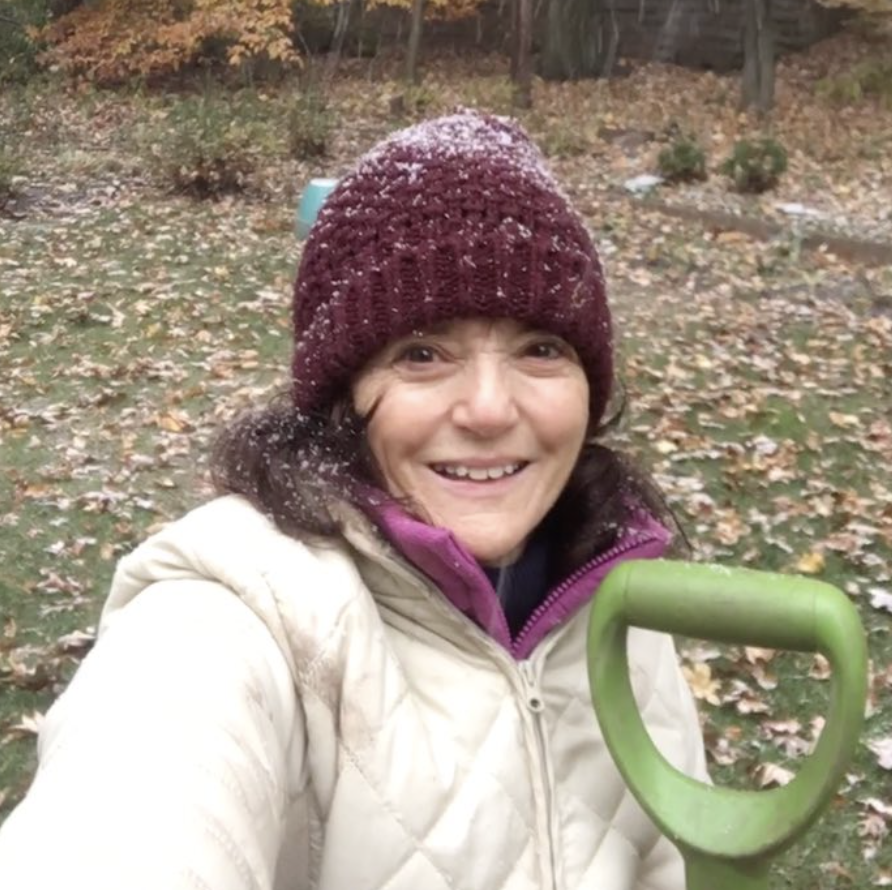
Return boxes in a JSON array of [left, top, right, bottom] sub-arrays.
[[351, 518, 666, 889], [361, 535, 663, 890], [511, 532, 660, 656], [518, 659, 558, 890], [367, 550, 562, 886], [513, 532, 662, 889]]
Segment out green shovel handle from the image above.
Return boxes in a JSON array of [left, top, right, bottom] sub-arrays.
[[587, 561, 867, 874]]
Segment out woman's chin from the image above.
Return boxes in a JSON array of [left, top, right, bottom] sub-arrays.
[[456, 533, 526, 567]]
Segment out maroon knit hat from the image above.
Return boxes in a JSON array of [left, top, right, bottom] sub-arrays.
[[292, 110, 613, 425]]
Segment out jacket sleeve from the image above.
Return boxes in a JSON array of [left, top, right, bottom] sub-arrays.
[[0, 579, 303, 890], [634, 632, 710, 890]]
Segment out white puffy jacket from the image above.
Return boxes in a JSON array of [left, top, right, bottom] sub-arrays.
[[0, 495, 707, 889]]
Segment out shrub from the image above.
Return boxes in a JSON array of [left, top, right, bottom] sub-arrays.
[[720, 138, 788, 194], [388, 83, 437, 119], [539, 123, 589, 158], [657, 135, 708, 184], [0, 133, 24, 205], [0, 0, 51, 85], [817, 58, 892, 110], [0, 155, 22, 205], [835, 5, 892, 43], [286, 90, 331, 160], [147, 94, 257, 198], [526, 115, 590, 158], [459, 76, 515, 114]]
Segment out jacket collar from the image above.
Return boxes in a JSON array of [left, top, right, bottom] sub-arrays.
[[353, 495, 672, 660]]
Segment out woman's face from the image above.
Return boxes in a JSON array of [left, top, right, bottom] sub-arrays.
[[352, 318, 590, 565]]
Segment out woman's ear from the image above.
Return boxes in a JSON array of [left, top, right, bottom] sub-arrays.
[[350, 367, 377, 419], [329, 395, 379, 431], [351, 374, 386, 422], [588, 377, 626, 440]]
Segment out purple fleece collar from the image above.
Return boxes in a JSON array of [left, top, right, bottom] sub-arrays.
[[367, 498, 672, 660]]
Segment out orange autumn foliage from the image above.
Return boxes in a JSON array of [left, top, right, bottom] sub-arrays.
[[366, 0, 485, 21], [40, 0, 299, 84]]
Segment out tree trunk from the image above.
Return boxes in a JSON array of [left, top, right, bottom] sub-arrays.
[[513, 0, 533, 107], [543, 0, 568, 79], [405, 0, 426, 84], [741, 0, 775, 114], [600, 4, 619, 79], [509, 0, 520, 80], [541, 0, 619, 81], [325, 0, 359, 80]]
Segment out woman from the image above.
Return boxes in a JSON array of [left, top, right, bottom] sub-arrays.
[[0, 111, 707, 889]]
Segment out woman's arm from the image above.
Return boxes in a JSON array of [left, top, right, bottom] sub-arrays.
[[0, 580, 302, 890]]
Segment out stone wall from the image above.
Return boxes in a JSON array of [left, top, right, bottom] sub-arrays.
[[612, 0, 846, 70], [298, 0, 847, 73]]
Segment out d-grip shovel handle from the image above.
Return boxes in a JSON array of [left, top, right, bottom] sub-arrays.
[[587, 560, 867, 890]]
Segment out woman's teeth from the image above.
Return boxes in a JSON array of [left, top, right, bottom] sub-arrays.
[[432, 463, 524, 481]]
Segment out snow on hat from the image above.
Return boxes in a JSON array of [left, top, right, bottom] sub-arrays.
[[291, 110, 613, 425]]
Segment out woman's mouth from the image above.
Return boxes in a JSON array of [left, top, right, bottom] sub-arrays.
[[429, 462, 528, 482]]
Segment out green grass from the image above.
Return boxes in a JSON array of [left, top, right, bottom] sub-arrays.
[[0, 191, 297, 815]]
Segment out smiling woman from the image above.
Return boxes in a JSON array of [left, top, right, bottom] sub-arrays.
[[0, 111, 708, 890], [353, 319, 590, 566]]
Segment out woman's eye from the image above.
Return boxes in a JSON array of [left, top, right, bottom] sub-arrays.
[[395, 344, 439, 364], [523, 340, 566, 360]]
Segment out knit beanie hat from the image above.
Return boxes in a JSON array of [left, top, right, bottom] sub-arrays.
[[292, 110, 613, 426]]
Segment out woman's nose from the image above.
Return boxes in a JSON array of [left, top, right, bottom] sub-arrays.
[[450, 360, 520, 436]]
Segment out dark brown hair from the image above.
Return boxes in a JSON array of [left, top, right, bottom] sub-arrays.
[[210, 388, 686, 581]]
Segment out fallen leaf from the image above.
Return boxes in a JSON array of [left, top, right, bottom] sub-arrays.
[[810, 653, 832, 680], [870, 588, 892, 613], [868, 738, 892, 771], [820, 861, 853, 880], [744, 647, 776, 664], [682, 662, 722, 706], [716, 230, 751, 245], [862, 798, 892, 818], [155, 411, 191, 433], [795, 551, 826, 574], [756, 762, 796, 787], [55, 629, 96, 654], [10, 711, 44, 736], [829, 411, 862, 429]]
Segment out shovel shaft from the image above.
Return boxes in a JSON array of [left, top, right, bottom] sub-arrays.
[[684, 851, 770, 890]]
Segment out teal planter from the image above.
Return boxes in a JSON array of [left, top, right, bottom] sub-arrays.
[[295, 178, 338, 240]]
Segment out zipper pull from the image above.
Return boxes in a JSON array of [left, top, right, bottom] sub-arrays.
[[519, 661, 545, 714]]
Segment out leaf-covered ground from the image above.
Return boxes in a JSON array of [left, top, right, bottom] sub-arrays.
[[1, 32, 891, 887]]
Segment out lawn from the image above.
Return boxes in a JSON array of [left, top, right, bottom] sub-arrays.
[[1, 37, 891, 887]]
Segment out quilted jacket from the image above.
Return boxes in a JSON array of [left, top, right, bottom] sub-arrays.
[[0, 494, 708, 890]]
